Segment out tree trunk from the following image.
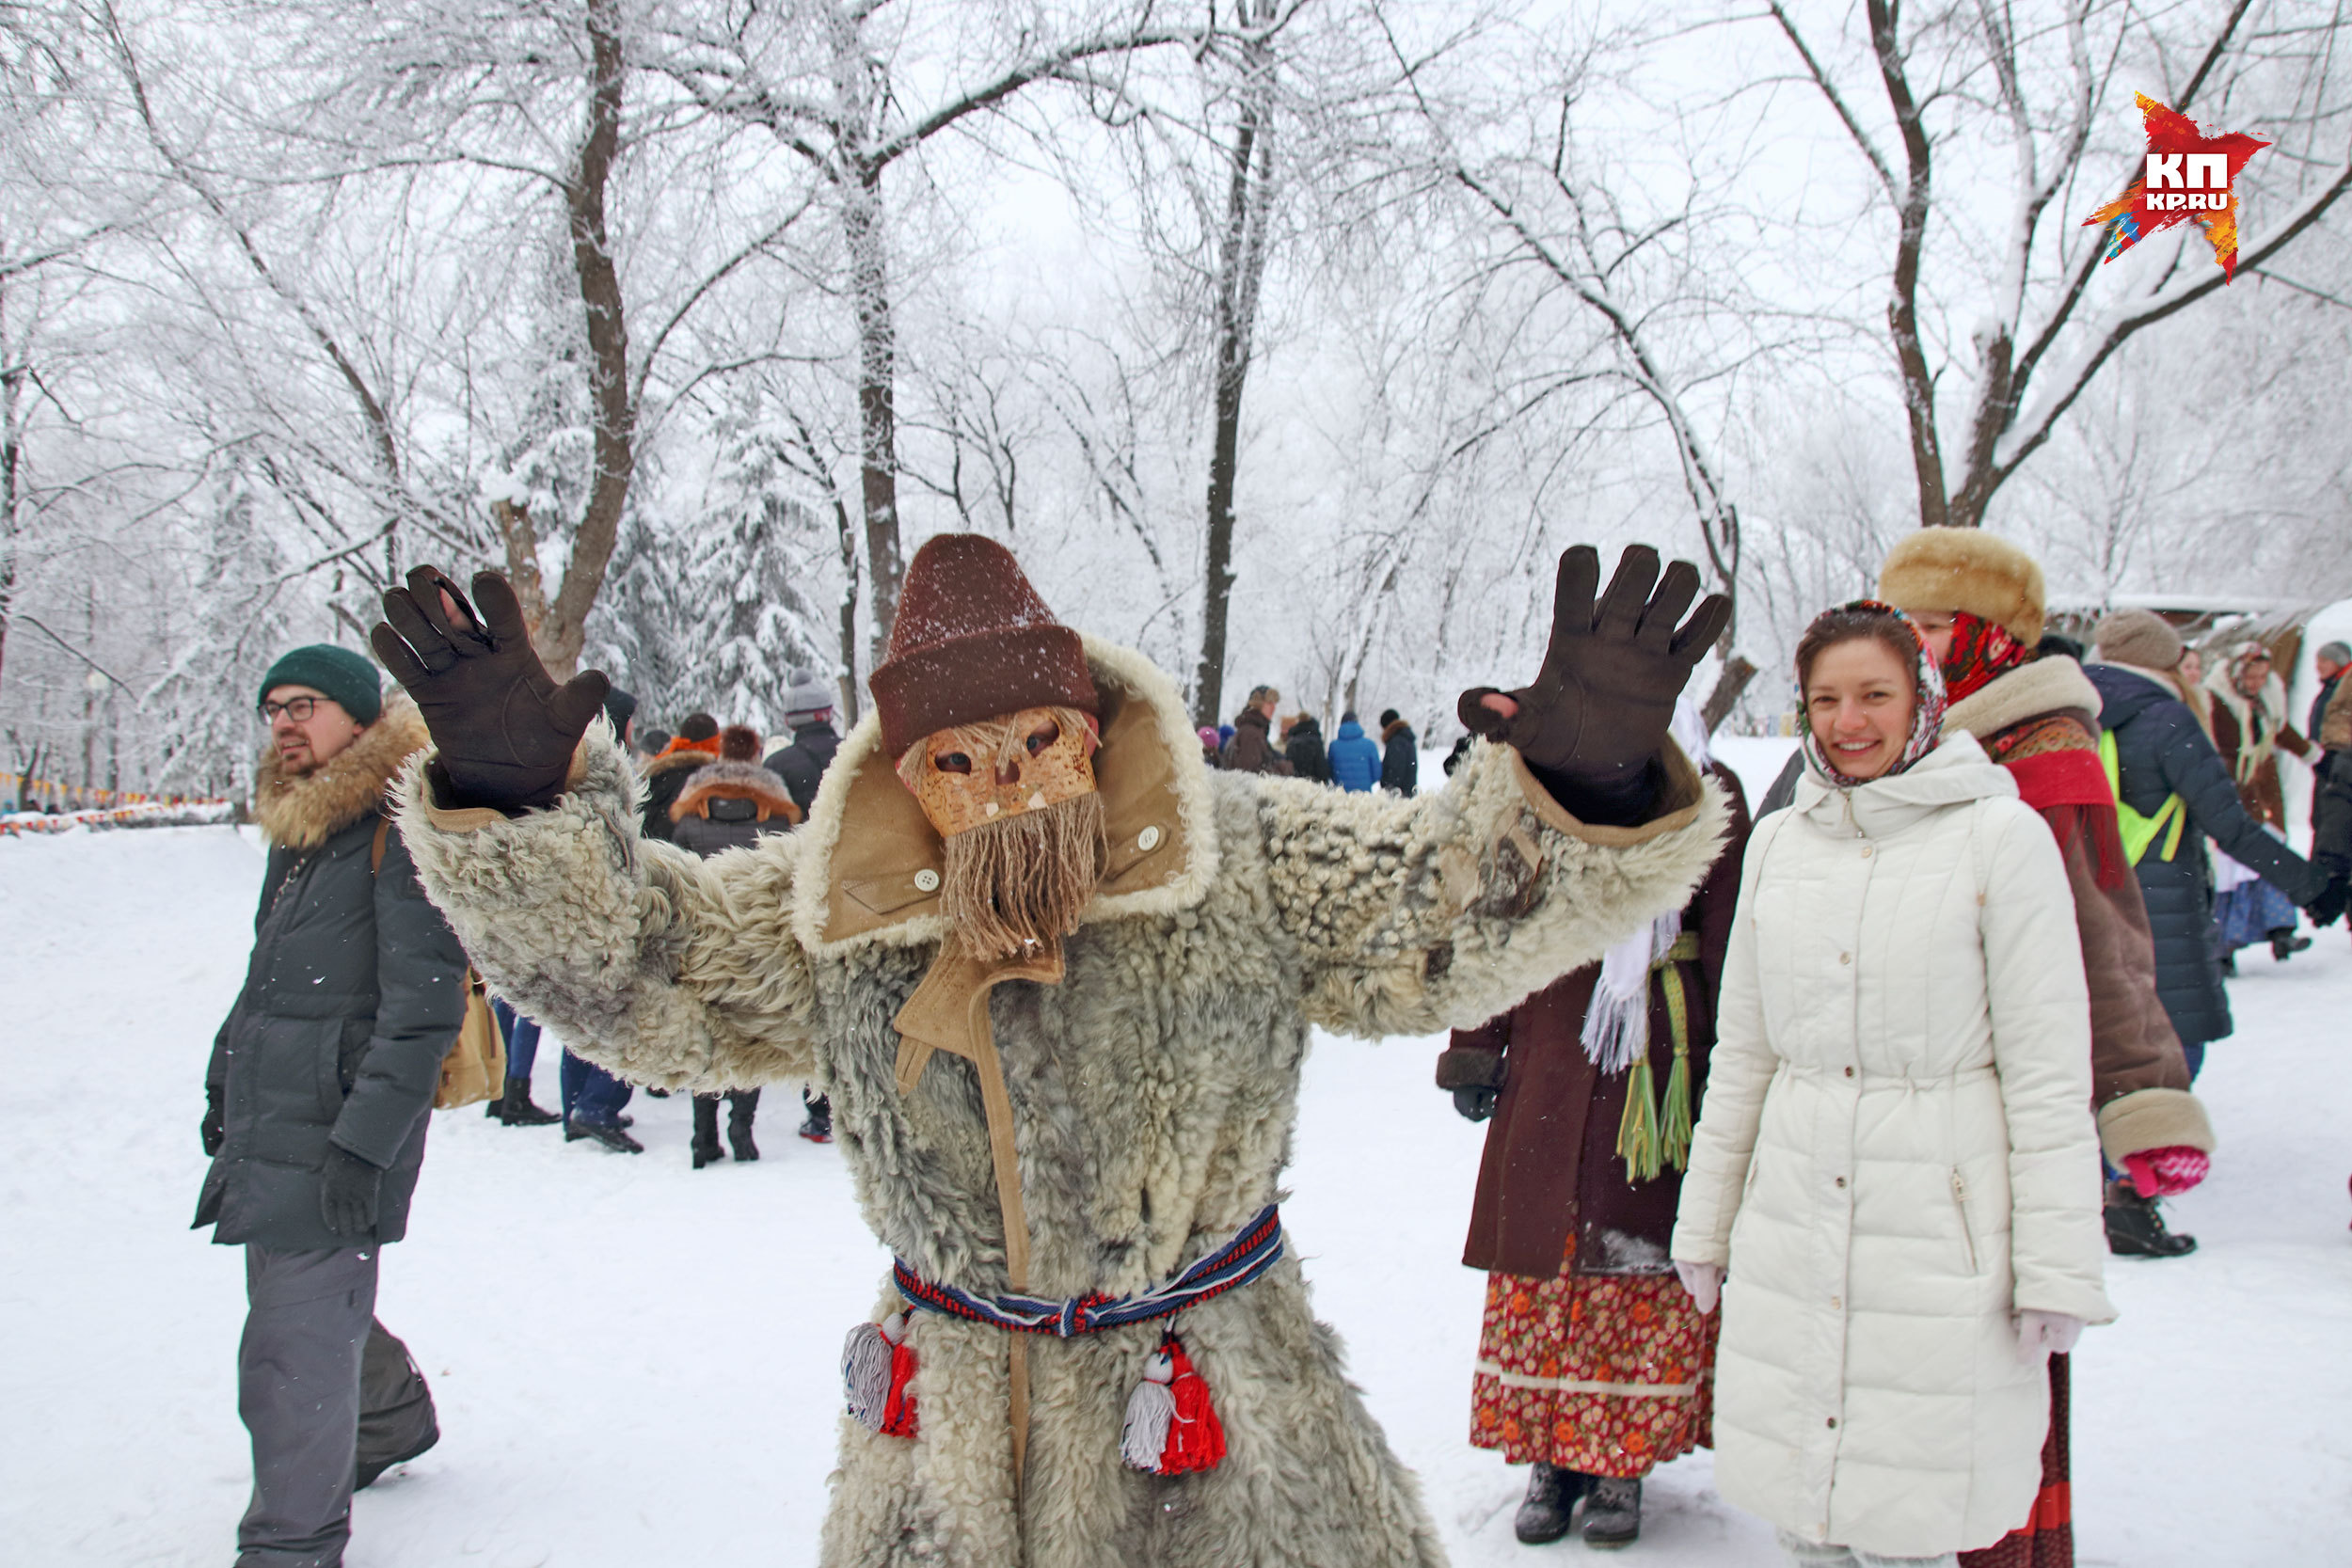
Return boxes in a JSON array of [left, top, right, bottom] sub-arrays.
[[1192, 45, 1275, 728], [490, 499, 550, 641], [1701, 656, 1758, 734], [844, 159, 902, 671], [535, 0, 635, 678]]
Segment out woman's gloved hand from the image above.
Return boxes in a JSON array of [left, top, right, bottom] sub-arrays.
[[2122, 1146, 2210, 1197], [1673, 1259, 1723, 1315], [1452, 1086, 1499, 1122], [2014, 1309, 2083, 1365]]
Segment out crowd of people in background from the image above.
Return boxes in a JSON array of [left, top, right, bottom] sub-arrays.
[[1197, 683, 1424, 799]]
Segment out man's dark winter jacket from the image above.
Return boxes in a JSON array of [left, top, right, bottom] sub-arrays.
[[1380, 719, 1419, 798], [1282, 717, 1329, 784], [1327, 719, 1379, 791], [2089, 661, 2327, 1048], [764, 718, 842, 815], [196, 698, 467, 1251]]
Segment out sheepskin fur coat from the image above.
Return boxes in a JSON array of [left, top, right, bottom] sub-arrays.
[[395, 639, 1727, 1568]]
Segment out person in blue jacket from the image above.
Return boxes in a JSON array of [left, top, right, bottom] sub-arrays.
[[1327, 710, 1381, 791]]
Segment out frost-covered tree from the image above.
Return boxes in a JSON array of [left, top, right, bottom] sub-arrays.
[[147, 476, 298, 798]]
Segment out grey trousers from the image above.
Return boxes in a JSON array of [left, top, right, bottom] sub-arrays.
[[237, 1244, 378, 1568]]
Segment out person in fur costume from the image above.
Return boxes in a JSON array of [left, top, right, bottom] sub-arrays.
[[672, 723, 804, 1164], [2202, 641, 2316, 962], [198, 645, 466, 1568], [370, 536, 1732, 1568], [1439, 703, 1754, 1551]]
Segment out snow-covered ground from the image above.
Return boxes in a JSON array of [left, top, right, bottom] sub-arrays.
[[7, 780, 2350, 1567]]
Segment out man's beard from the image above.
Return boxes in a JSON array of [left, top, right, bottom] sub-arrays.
[[938, 791, 1108, 962]]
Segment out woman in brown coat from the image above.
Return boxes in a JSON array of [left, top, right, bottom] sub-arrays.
[[1438, 723, 1752, 1551]]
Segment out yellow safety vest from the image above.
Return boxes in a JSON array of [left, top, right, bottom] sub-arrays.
[[2098, 728, 2186, 865]]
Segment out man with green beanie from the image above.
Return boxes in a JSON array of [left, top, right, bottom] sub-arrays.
[[199, 641, 466, 1566]]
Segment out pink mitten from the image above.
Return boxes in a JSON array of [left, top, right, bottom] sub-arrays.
[[2123, 1147, 2210, 1198]]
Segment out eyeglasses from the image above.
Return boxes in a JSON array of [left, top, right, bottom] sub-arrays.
[[258, 696, 322, 722]]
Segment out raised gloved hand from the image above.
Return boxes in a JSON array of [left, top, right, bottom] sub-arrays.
[[2122, 1146, 2210, 1198], [2015, 1309, 2083, 1366], [1673, 1259, 1723, 1315], [1452, 1086, 1499, 1122], [319, 1143, 384, 1238], [2306, 878, 2347, 929], [1457, 545, 1730, 785], [371, 566, 610, 813], [201, 1084, 225, 1158]]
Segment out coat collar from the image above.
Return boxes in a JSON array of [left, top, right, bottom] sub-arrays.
[[790, 636, 1221, 958], [1941, 656, 2101, 742], [1792, 731, 2017, 839], [251, 694, 429, 850]]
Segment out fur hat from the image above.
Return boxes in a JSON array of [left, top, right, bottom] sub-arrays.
[[720, 723, 761, 762], [2094, 608, 2185, 671], [259, 643, 383, 724], [1877, 530, 2047, 647], [868, 534, 1098, 759]]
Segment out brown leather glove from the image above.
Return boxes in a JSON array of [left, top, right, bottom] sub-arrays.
[[372, 567, 610, 813], [1457, 545, 1728, 787]]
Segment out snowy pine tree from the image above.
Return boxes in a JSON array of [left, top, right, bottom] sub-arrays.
[[684, 410, 837, 736]]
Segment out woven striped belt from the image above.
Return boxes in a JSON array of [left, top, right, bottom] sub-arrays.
[[894, 1204, 1285, 1337]]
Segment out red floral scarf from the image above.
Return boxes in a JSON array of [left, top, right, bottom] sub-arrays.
[[1941, 610, 2032, 704]]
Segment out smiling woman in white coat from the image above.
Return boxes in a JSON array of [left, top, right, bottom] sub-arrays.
[[1670, 602, 2115, 1568]]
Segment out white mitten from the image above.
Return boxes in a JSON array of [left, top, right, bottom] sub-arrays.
[[1674, 1259, 1724, 1315], [2015, 1309, 2084, 1365]]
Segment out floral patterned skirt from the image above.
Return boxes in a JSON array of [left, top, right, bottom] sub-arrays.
[[1469, 1234, 1717, 1479]]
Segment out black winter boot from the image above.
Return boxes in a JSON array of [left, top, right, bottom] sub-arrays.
[[691, 1095, 725, 1169], [491, 1076, 561, 1126], [2106, 1182, 2195, 1257], [799, 1091, 834, 1145], [2271, 927, 2312, 960], [1581, 1476, 1641, 1549], [569, 1117, 644, 1154], [1513, 1462, 1583, 1544], [728, 1088, 761, 1163]]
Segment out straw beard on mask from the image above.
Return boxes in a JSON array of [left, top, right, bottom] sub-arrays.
[[898, 705, 1110, 963]]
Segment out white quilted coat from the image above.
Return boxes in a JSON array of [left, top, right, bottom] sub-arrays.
[[1671, 735, 2115, 1558]]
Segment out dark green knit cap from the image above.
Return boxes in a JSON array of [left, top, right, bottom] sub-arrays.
[[259, 643, 383, 724]]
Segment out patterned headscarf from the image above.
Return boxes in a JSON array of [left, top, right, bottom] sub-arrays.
[[1798, 599, 1948, 788], [1940, 610, 2032, 704]]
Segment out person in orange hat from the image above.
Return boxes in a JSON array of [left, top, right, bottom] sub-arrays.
[[371, 535, 1732, 1566]]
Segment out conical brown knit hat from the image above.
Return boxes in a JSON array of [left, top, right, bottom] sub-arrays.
[[868, 534, 1099, 758]]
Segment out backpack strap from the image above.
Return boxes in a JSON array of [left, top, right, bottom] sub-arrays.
[[370, 816, 390, 876]]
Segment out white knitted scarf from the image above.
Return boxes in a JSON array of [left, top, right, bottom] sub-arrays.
[[1581, 698, 1711, 1072]]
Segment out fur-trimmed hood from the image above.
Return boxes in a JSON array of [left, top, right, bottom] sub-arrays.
[[643, 745, 720, 781], [1942, 654, 2102, 742], [672, 759, 802, 823], [251, 693, 428, 849], [791, 636, 1219, 958]]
